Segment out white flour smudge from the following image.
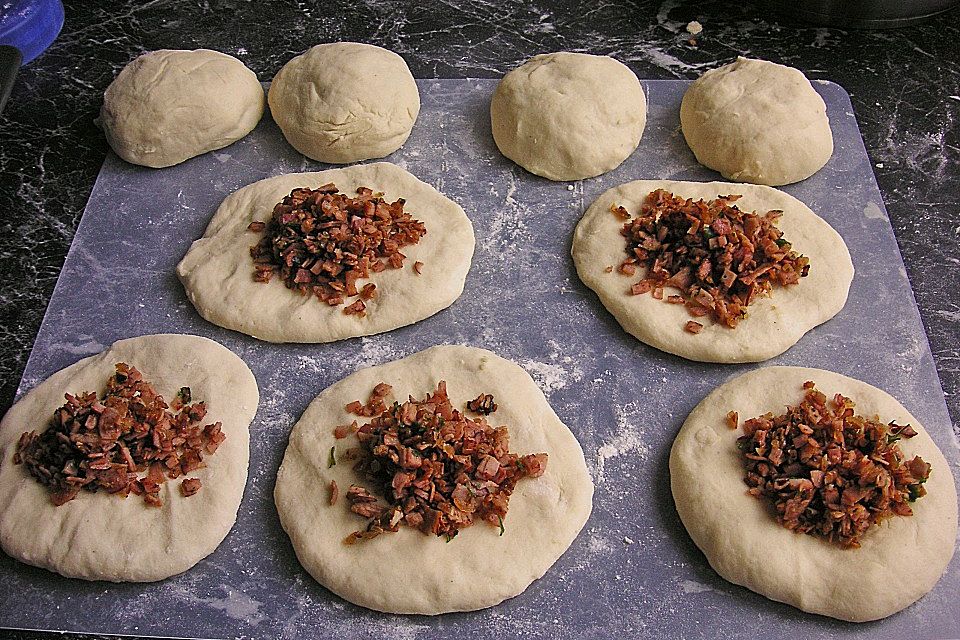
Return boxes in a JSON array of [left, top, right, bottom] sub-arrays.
[[681, 580, 713, 594], [355, 337, 407, 369], [206, 589, 265, 625], [48, 335, 105, 356], [863, 201, 887, 219], [595, 402, 651, 484]]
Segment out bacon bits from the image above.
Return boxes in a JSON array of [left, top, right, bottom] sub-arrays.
[[615, 189, 810, 331], [13, 363, 225, 507], [249, 184, 426, 315], [340, 381, 547, 543], [180, 478, 202, 497], [466, 393, 498, 415], [684, 320, 703, 334], [736, 382, 932, 548]]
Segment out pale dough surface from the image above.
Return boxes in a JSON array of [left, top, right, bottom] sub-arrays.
[[680, 57, 834, 186], [670, 366, 958, 621], [100, 49, 265, 168], [274, 345, 594, 614], [0, 334, 258, 582], [571, 179, 853, 363], [490, 52, 647, 181], [268, 42, 420, 163], [177, 163, 475, 343]]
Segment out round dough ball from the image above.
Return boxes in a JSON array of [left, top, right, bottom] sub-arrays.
[[177, 162, 474, 343], [680, 57, 833, 186], [490, 52, 647, 181], [268, 43, 420, 163], [670, 367, 958, 621], [571, 179, 853, 363], [0, 334, 258, 582], [274, 345, 594, 614], [100, 49, 265, 168]]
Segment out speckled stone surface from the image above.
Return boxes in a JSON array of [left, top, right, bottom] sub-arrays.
[[0, 2, 958, 639]]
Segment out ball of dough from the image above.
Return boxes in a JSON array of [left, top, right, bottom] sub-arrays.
[[176, 162, 474, 343], [670, 367, 958, 621], [571, 179, 853, 363], [0, 334, 258, 582], [680, 57, 833, 186], [100, 49, 265, 168], [267, 43, 420, 163], [274, 345, 594, 614], [490, 52, 647, 181]]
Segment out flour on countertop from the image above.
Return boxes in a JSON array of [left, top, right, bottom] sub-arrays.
[[594, 402, 651, 484]]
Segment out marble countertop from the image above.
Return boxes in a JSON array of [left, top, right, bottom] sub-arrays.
[[0, 1, 957, 639]]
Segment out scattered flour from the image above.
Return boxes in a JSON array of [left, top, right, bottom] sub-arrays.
[[863, 202, 887, 219], [354, 336, 408, 369], [48, 335, 104, 356], [206, 588, 265, 626], [681, 579, 713, 594], [595, 402, 651, 484]]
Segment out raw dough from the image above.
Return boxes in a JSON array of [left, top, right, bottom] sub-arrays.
[[268, 42, 420, 163], [274, 345, 594, 614], [0, 334, 258, 582], [100, 49, 265, 168], [670, 366, 958, 622], [571, 179, 853, 363], [680, 57, 833, 186], [177, 163, 474, 343], [490, 52, 647, 181]]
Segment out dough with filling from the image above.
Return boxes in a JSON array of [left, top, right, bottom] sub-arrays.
[[274, 345, 594, 614], [0, 334, 258, 582], [268, 42, 419, 163], [177, 162, 475, 343], [670, 366, 958, 621], [680, 57, 833, 186], [571, 179, 853, 363], [490, 52, 647, 181], [100, 49, 264, 168]]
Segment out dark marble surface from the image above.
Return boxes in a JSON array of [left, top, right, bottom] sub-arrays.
[[0, 1, 957, 639]]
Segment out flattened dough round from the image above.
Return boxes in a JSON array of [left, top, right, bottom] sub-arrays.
[[680, 57, 833, 186], [670, 367, 958, 621], [491, 52, 647, 181], [177, 162, 475, 343], [0, 334, 258, 582], [100, 49, 265, 168], [268, 43, 420, 163], [571, 179, 853, 363], [274, 345, 594, 614]]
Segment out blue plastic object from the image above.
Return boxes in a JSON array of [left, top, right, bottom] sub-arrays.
[[0, 0, 64, 64]]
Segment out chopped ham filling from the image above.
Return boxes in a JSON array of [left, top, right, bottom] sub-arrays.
[[336, 382, 547, 543], [14, 364, 224, 507], [249, 184, 426, 315], [736, 381, 931, 548], [615, 189, 810, 330]]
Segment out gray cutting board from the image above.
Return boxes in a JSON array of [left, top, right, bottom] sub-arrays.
[[1, 80, 957, 639]]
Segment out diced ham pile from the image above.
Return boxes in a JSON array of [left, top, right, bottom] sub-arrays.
[[335, 382, 548, 543], [615, 189, 810, 330], [14, 363, 225, 507], [736, 381, 932, 548], [249, 184, 427, 317]]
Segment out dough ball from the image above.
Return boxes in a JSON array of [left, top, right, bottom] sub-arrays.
[[177, 162, 474, 343], [680, 57, 833, 186], [267, 42, 420, 163], [571, 179, 853, 363], [100, 49, 265, 168], [670, 367, 958, 621], [274, 345, 594, 614], [490, 52, 647, 181], [0, 334, 258, 582]]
